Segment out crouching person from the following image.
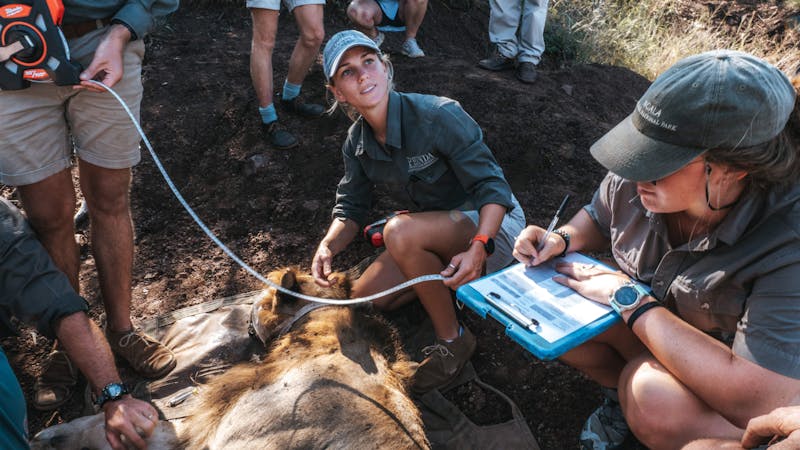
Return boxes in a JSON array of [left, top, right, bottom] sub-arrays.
[[513, 51, 800, 449], [1, 198, 158, 450]]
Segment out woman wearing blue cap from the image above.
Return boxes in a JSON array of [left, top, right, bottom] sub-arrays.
[[311, 30, 525, 393], [513, 52, 800, 448]]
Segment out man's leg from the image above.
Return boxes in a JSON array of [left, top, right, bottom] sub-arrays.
[[478, 0, 519, 70], [515, 0, 548, 83], [347, 0, 383, 40], [79, 161, 175, 379], [398, 0, 427, 41], [280, 3, 325, 117], [250, 7, 298, 149]]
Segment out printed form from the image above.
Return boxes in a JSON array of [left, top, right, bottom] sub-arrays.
[[467, 253, 613, 343]]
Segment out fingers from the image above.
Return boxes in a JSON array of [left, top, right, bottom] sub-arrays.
[[742, 407, 800, 447]]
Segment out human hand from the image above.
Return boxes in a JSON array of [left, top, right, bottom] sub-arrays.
[[77, 24, 131, 92], [103, 396, 157, 449], [442, 245, 485, 289], [551, 262, 630, 306], [741, 406, 800, 449], [312, 244, 335, 287], [513, 225, 566, 266]]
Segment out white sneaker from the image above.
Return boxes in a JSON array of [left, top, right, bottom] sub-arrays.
[[372, 31, 385, 48], [401, 38, 425, 58]]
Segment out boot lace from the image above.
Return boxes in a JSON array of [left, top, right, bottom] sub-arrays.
[[421, 343, 454, 358]]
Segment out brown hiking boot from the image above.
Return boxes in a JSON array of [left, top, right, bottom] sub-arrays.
[[106, 328, 176, 379], [412, 325, 476, 394], [33, 350, 78, 410]]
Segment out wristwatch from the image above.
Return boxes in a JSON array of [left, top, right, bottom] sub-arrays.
[[94, 382, 129, 408], [609, 282, 650, 315], [471, 234, 495, 255]]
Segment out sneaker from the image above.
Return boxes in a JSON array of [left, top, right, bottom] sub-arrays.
[[579, 389, 630, 450], [263, 121, 299, 150], [400, 38, 425, 58], [412, 325, 476, 394], [279, 96, 325, 118], [33, 350, 78, 411], [372, 31, 385, 48], [478, 44, 515, 71], [516, 61, 538, 84], [106, 328, 176, 379]]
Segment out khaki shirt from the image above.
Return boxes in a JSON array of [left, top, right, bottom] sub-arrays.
[[333, 91, 515, 227], [586, 173, 800, 379]]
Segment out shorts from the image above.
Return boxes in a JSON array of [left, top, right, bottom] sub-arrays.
[[247, 0, 325, 12], [377, 0, 404, 27], [0, 28, 145, 186], [463, 194, 526, 274]]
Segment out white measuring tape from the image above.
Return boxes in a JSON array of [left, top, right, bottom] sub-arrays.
[[90, 80, 446, 305]]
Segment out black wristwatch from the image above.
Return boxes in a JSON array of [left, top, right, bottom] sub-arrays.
[[553, 229, 570, 257], [472, 234, 495, 255], [94, 382, 129, 408]]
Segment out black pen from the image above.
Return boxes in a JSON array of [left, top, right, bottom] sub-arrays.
[[537, 194, 571, 253]]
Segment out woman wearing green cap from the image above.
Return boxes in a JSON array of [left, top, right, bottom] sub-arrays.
[[514, 51, 800, 449], [311, 30, 525, 394]]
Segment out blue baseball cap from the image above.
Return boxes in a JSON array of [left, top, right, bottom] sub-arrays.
[[323, 30, 382, 81], [590, 50, 796, 181]]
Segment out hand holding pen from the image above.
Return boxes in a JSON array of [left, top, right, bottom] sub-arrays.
[[512, 194, 571, 266]]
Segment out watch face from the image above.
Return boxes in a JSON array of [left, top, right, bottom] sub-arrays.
[[106, 383, 124, 398], [485, 238, 495, 255], [614, 285, 639, 306]]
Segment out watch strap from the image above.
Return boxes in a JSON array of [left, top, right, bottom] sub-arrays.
[[471, 234, 495, 255], [553, 229, 570, 257]]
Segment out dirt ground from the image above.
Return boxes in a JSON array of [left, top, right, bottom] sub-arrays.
[[2, 1, 797, 449]]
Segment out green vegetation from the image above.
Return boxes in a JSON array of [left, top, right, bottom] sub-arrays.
[[547, 0, 800, 79]]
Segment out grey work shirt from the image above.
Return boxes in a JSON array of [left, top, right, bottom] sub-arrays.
[[586, 173, 800, 379], [64, 0, 179, 41], [0, 199, 88, 339], [333, 91, 515, 226]]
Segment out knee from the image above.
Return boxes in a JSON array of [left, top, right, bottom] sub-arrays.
[[26, 203, 74, 236], [85, 192, 130, 219], [620, 360, 686, 448], [382, 215, 414, 255], [252, 31, 276, 53], [298, 24, 324, 49], [405, 0, 428, 12], [348, 5, 375, 27]]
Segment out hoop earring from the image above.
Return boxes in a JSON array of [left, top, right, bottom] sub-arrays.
[[705, 162, 738, 211]]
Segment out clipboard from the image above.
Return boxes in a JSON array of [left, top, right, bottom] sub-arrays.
[[456, 253, 624, 360]]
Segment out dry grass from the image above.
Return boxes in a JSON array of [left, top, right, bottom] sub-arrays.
[[549, 0, 800, 79]]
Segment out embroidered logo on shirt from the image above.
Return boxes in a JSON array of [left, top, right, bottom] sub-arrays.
[[407, 153, 438, 172]]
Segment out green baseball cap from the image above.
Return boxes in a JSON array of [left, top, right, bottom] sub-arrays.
[[590, 50, 796, 181]]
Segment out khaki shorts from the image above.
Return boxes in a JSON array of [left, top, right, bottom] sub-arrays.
[[463, 194, 526, 274], [247, 0, 325, 12], [0, 28, 145, 186]]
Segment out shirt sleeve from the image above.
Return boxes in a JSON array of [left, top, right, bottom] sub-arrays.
[[733, 259, 800, 379], [433, 101, 514, 211], [112, 0, 179, 40], [0, 201, 88, 339], [331, 135, 373, 227], [583, 172, 617, 240]]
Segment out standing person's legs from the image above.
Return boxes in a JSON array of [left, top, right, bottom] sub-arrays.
[[346, 0, 383, 40], [515, 0, 547, 83], [249, 4, 298, 148], [487, 0, 521, 59], [281, 2, 325, 116]]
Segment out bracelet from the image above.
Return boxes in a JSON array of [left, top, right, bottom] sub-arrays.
[[626, 301, 665, 330], [553, 229, 570, 257]]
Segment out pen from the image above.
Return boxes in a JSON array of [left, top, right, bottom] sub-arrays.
[[486, 292, 540, 330], [537, 194, 571, 253]]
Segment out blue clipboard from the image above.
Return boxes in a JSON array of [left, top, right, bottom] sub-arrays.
[[456, 257, 622, 360]]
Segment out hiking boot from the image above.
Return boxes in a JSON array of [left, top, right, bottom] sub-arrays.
[[478, 45, 515, 71], [106, 328, 176, 379], [372, 31, 385, 48], [263, 121, 299, 150], [516, 61, 538, 84], [33, 350, 78, 411], [412, 325, 476, 394], [280, 96, 325, 118], [579, 388, 630, 450], [401, 38, 425, 58]]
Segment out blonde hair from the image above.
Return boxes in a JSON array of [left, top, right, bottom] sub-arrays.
[[325, 52, 394, 122]]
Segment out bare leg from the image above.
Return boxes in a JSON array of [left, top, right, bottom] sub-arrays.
[[17, 169, 80, 291], [398, 0, 428, 40], [286, 4, 325, 86], [78, 161, 133, 333], [250, 8, 279, 108], [353, 211, 476, 340], [620, 355, 743, 449], [347, 0, 383, 39], [559, 322, 646, 387]]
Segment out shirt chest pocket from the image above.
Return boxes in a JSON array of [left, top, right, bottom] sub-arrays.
[[409, 158, 448, 184], [671, 277, 745, 333]]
